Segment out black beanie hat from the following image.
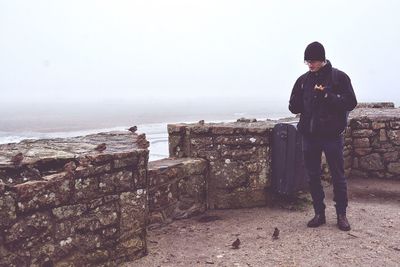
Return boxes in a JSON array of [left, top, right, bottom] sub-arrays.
[[304, 41, 325, 61]]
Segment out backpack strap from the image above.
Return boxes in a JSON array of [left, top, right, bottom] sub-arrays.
[[331, 67, 340, 88], [301, 72, 310, 89], [331, 67, 350, 124]]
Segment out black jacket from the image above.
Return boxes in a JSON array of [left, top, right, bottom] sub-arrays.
[[288, 61, 357, 138]]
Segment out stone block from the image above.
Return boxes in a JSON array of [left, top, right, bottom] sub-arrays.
[[214, 135, 267, 146], [371, 122, 386, 130], [115, 229, 147, 262], [352, 129, 376, 138], [190, 125, 211, 134], [387, 130, 400, 145], [248, 167, 269, 188], [52, 203, 88, 220], [211, 126, 235, 135], [213, 188, 269, 209], [190, 137, 214, 150], [4, 212, 53, 245], [14, 173, 73, 213], [177, 175, 206, 202], [353, 138, 370, 148], [73, 176, 99, 202], [98, 170, 133, 193], [74, 163, 112, 178], [210, 161, 248, 190], [148, 165, 185, 187], [0, 192, 17, 227], [383, 151, 399, 162], [75, 202, 119, 232], [220, 147, 256, 161], [179, 159, 207, 176], [354, 148, 372, 156], [149, 183, 178, 211], [350, 120, 370, 129], [192, 149, 219, 161], [168, 135, 183, 157], [359, 153, 385, 171], [119, 190, 147, 232], [388, 162, 400, 174], [390, 121, 400, 129], [113, 156, 136, 169], [379, 129, 388, 142], [167, 124, 186, 134]]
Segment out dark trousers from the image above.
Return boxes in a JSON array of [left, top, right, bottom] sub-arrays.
[[302, 135, 348, 215]]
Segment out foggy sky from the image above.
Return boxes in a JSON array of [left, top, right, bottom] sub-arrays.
[[1, 0, 400, 107]]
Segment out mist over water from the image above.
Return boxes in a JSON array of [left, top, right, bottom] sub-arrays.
[[0, 97, 291, 132], [0, 96, 292, 161]]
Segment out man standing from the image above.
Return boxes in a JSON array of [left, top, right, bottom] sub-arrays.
[[288, 42, 357, 231]]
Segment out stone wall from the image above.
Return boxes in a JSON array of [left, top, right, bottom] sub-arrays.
[[1, 103, 399, 265], [0, 132, 149, 267], [167, 105, 400, 211], [349, 108, 400, 180], [168, 120, 274, 209], [147, 158, 207, 228]]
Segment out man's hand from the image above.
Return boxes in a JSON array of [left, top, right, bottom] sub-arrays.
[[314, 84, 328, 98], [314, 84, 325, 91]]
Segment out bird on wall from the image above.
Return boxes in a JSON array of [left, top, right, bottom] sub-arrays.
[[128, 126, 137, 133], [272, 227, 280, 240], [94, 143, 107, 152], [11, 152, 24, 166], [231, 238, 241, 249], [78, 156, 91, 167], [21, 167, 41, 180], [64, 161, 77, 173]]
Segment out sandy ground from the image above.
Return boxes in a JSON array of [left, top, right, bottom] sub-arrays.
[[125, 178, 400, 267]]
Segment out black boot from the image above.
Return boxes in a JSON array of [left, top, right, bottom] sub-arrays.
[[307, 214, 326, 228], [337, 214, 351, 231]]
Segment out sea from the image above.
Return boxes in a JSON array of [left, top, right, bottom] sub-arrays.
[[0, 100, 292, 161]]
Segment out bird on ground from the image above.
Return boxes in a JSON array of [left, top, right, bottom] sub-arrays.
[[232, 238, 241, 249], [198, 120, 205, 125], [128, 126, 137, 133], [272, 227, 280, 240], [94, 143, 107, 152], [11, 152, 24, 165]]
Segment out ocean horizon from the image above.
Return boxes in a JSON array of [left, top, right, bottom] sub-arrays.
[[0, 98, 295, 161], [0, 114, 294, 161]]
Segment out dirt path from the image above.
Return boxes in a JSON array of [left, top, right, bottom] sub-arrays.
[[125, 178, 400, 267]]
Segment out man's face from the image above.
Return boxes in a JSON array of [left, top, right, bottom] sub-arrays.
[[304, 60, 324, 72]]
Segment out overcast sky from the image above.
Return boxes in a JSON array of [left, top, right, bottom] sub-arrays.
[[1, 0, 399, 107]]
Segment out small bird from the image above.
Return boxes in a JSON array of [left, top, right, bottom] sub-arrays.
[[136, 133, 149, 148], [11, 152, 24, 165], [78, 156, 91, 167], [94, 143, 107, 152], [64, 161, 77, 173], [272, 227, 280, 240], [232, 238, 241, 249], [128, 126, 137, 133], [21, 167, 41, 180], [198, 120, 205, 125]]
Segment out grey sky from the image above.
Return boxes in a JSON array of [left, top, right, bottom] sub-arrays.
[[1, 0, 399, 106]]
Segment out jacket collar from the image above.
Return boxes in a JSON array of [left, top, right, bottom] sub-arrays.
[[311, 60, 332, 77]]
